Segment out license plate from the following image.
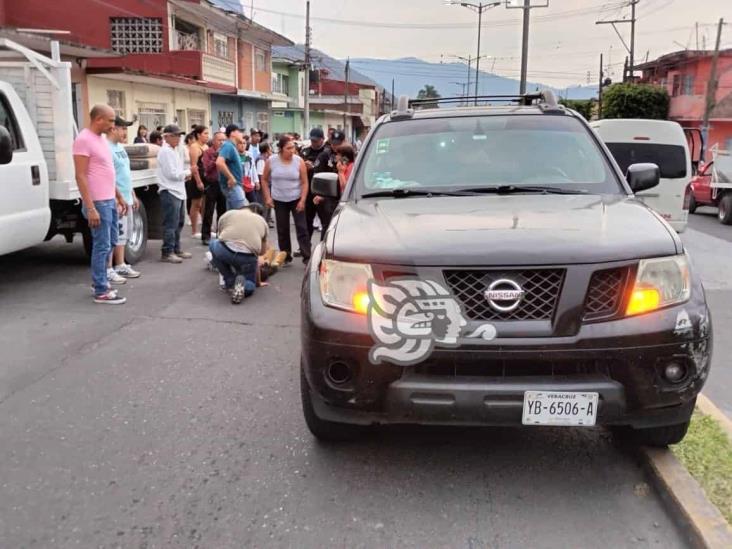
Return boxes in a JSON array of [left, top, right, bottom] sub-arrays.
[[522, 391, 599, 427]]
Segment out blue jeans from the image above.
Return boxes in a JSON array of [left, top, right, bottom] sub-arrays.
[[83, 199, 118, 296], [160, 190, 185, 255], [222, 184, 247, 210], [209, 238, 257, 295]]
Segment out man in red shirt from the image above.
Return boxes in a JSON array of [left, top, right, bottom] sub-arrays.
[[201, 131, 227, 246]]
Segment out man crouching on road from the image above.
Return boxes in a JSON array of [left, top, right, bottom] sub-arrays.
[[156, 124, 192, 263], [209, 203, 268, 304]]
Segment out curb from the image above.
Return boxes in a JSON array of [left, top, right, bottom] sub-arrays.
[[640, 396, 732, 549]]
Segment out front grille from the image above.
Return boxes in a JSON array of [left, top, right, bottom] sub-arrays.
[[443, 269, 565, 321], [414, 359, 611, 378], [584, 268, 627, 320]]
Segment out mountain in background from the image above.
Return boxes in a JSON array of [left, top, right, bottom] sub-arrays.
[[348, 57, 597, 101]]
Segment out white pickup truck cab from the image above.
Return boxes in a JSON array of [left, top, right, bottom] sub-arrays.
[[0, 38, 157, 261]]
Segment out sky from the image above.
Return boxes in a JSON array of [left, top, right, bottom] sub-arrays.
[[242, 0, 730, 87]]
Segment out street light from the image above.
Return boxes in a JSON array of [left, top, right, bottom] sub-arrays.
[[446, 53, 490, 102], [445, 1, 501, 103]]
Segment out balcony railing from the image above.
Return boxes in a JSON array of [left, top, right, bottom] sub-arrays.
[[202, 53, 236, 87], [175, 30, 200, 52]]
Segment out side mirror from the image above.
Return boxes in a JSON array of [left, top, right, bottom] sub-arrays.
[[627, 163, 660, 193], [312, 172, 339, 199], [0, 126, 13, 165]]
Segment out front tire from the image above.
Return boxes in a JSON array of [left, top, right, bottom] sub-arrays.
[[718, 194, 732, 225], [124, 202, 148, 265], [300, 364, 367, 442], [629, 421, 691, 447]]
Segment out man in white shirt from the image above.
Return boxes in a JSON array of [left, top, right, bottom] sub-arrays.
[[156, 124, 192, 263]]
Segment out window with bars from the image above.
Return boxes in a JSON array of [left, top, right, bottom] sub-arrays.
[[255, 48, 266, 72], [682, 74, 695, 96], [188, 109, 207, 127], [107, 90, 126, 117], [257, 111, 269, 133], [138, 102, 167, 132], [218, 111, 234, 128], [671, 74, 682, 97], [214, 33, 229, 59], [110, 18, 163, 54]]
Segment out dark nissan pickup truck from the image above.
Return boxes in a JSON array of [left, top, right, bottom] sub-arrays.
[[301, 91, 712, 446]]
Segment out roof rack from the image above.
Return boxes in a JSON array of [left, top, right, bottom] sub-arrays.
[[406, 89, 565, 113]]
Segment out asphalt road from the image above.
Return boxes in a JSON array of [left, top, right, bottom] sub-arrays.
[[0, 233, 687, 548], [683, 209, 732, 418]]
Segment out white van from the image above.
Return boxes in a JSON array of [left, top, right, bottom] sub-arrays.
[[590, 119, 691, 232]]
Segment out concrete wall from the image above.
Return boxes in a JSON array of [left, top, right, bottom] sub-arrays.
[[210, 95, 271, 134], [87, 76, 210, 143]]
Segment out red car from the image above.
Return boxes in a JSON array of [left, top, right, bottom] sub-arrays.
[[687, 161, 732, 224]]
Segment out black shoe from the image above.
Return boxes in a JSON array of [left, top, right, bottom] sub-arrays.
[[302, 256, 310, 265], [202, 238, 210, 246], [293, 250, 303, 258]]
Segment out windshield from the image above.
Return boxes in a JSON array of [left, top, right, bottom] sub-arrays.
[[356, 115, 622, 196]]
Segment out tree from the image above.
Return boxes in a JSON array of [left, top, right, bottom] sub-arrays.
[[416, 84, 441, 107], [601, 83, 670, 120], [559, 99, 594, 121]]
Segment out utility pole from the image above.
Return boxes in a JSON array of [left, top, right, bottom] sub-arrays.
[[391, 78, 395, 111], [701, 18, 724, 160], [502, 0, 548, 95], [596, 0, 639, 83], [695, 22, 699, 50], [598, 53, 604, 120], [303, 1, 311, 134], [343, 58, 350, 135], [447, 2, 500, 104]]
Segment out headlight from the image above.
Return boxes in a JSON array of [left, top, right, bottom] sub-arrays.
[[626, 255, 690, 316], [319, 259, 373, 314]]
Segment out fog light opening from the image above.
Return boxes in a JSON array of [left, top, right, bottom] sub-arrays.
[[664, 362, 687, 383], [326, 362, 353, 385]]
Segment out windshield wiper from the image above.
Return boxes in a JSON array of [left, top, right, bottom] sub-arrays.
[[360, 189, 464, 198], [456, 185, 588, 195]]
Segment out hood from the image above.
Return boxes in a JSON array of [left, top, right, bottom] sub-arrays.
[[330, 194, 681, 266]]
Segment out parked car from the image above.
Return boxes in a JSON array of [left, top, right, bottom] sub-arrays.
[[590, 119, 691, 233], [301, 91, 712, 447]]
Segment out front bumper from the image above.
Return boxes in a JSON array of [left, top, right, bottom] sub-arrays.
[[301, 247, 713, 428]]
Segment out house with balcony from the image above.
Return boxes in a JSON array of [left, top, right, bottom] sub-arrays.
[[637, 48, 732, 158], [271, 53, 306, 136], [0, 0, 291, 139], [272, 45, 384, 141]]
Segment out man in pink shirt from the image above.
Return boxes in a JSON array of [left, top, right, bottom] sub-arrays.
[[73, 104, 128, 304]]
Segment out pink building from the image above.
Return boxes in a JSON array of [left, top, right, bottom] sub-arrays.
[[637, 49, 732, 159]]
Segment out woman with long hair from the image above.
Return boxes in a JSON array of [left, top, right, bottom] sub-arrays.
[[134, 125, 148, 144], [261, 135, 311, 264], [187, 125, 209, 237]]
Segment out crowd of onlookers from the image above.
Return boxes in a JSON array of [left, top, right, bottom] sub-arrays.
[[72, 103, 358, 305]]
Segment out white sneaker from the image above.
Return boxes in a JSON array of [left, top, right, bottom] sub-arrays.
[[91, 285, 116, 296], [205, 251, 217, 272], [107, 268, 127, 285], [115, 263, 141, 278], [192, 232, 202, 239], [219, 273, 226, 291]]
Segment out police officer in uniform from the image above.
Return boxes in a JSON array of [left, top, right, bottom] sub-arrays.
[[312, 129, 346, 241], [300, 128, 330, 240]]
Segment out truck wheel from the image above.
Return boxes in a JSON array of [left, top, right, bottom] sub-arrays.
[[718, 194, 732, 225], [688, 194, 697, 214], [628, 421, 691, 447], [81, 225, 92, 259], [125, 202, 148, 265], [300, 363, 367, 442]]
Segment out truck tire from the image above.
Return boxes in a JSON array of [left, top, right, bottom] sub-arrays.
[[140, 188, 163, 240], [688, 193, 697, 214], [300, 363, 367, 442], [125, 201, 148, 265], [718, 194, 732, 225], [81, 224, 92, 259], [628, 421, 691, 447]]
